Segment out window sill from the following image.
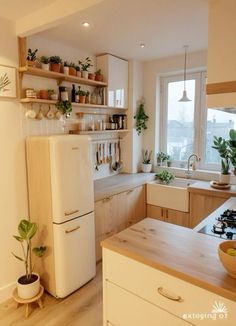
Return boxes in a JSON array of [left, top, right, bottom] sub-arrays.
[[154, 166, 236, 183]]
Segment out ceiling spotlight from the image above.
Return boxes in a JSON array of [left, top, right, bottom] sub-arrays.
[[140, 44, 145, 48], [82, 22, 90, 27]]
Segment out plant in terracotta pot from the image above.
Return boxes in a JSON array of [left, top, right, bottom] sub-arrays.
[[39, 89, 49, 100], [49, 56, 62, 73], [78, 57, 93, 78], [63, 61, 69, 75], [141, 150, 152, 173], [212, 136, 231, 184], [77, 89, 86, 103], [88, 73, 95, 80], [69, 62, 76, 76], [95, 69, 103, 82], [40, 56, 50, 70], [155, 170, 174, 184], [85, 91, 90, 104], [12, 219, 46, 299], [26, 48, 38, 67]]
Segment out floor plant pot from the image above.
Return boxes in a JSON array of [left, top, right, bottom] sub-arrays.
[[41, 63, 50, 71], [82, 71, 89, 79], [17, 273, 40, 299], [141, 163, 152, 173], [51, 63, 61, 73], [219, 173, 231, 184]]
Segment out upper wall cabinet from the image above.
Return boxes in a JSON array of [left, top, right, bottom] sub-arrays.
[[207, 0, 236, 108], [96, 54, 128, 109]]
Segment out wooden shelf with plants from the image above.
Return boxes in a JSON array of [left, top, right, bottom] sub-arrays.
[[71, 129, 129, 135], [20, 98, 109, 109], [18, 66, 108, 87]]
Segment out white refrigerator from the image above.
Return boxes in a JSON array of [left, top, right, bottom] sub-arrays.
[[26, 135, 96, 298]]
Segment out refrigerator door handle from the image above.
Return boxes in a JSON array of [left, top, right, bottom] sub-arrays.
[[64, 209, 79, 216], [65, 225, 81, 234]]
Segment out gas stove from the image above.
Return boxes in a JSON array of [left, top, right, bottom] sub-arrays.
[[198, 209, 236, 240]]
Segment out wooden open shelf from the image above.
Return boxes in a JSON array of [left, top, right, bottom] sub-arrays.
[[20, 98, 108, 109], [18, 66, 108, 87], [71, 129, 129, 135], [206, 80, 236, 95]]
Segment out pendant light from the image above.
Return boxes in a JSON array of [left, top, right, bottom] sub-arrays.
[[179, 45, 191, 102]]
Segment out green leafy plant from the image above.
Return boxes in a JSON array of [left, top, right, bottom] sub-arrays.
[[56, 100, 72, 117], [157, 151, 170, 163], [63, 61, 69, 67], [229, 129, 236, 141], [50, 56, 62, 64], [142, 150, 152, 164], [134, 102, 149, 135], [0, 73, 10, 92], [212, 136, 230, 174], [78, 57, 93, 71], [155, 170, 175, 184], [69, 62, 76, 68], [75, 65, 80, 72], [40, 56, 50, 64], [27, 48, 38, 61], [12, 219, 46, 282], [76, 89, 86, 96]]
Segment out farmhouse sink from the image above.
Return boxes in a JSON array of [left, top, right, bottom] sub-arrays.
[[146, 178, 197, 212]]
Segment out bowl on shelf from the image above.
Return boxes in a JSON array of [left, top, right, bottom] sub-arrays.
[[218, 240, 236, 278]]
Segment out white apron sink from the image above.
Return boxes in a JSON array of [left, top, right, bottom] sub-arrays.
[[146, 178, 197, 212]]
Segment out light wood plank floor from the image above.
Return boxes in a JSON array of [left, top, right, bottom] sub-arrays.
[[0, 263, 102, 326]]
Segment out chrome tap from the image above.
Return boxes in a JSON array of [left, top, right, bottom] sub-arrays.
[[186, 154, 200, 178]]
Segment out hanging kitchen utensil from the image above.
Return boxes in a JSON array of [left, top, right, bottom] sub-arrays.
[[117, 139, 123, 171], [94, 144, 99, 171], [25, 103, 36, 119], [112, 141, 119, 171], [102, 143, 106, 163], [36, 105, 44, 120], [46, 105, 55, 119]]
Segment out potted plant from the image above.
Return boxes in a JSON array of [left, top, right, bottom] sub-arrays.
[[49, 56, 62, 73], [155, 170, 175, 184], [85, 91, 90, 104], [88, 72, 95, 80], [56, 100, 72, 118], [26, 48, 38, 67], [78, 57, 93, 78], [63, 61, 69, 75], [75, 65, 81, 77], [167, 157, 172, 167], [134, 102, 149, 135], [212, 136, 231, 184], [12, 219, 46, 299], [141, 150, 152, 172], [69, 62, 76, 76], [95, 69, 103, 82], [156, 151, 170, 166], [40, 56, 50, 70], [48, 89, 58, 101], [77, 89, 86, 103], [39, 89, 49, 100]]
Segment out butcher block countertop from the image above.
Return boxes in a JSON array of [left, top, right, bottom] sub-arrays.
[[94, 173, 155, 201], [101, 217, 236, 302], [189, 180, 236, 197]]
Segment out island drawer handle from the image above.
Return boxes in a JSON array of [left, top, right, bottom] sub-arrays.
[[157, 287, 182, 302], [64, 209, 79, 216], [65, 226, 80, 234]]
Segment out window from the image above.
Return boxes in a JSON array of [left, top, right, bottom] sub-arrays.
[[159, 71, 236, 171]]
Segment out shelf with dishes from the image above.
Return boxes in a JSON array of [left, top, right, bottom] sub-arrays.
[[20, 98, 109, 109], [18, 66, 107, 87], [70, 130, 129, 135]]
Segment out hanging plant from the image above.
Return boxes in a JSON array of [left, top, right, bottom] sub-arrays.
[[56, 100, 72, 118], [134, 102, 149, 135]]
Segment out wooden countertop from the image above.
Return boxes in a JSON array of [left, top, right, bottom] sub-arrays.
[[189, 180, 236, 198], [102, 217, 236, 302], [94, 173, 155, 201]]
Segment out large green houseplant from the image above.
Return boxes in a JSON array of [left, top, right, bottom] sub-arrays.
[[12, 219, 46, 299]]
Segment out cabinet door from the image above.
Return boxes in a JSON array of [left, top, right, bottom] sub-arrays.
[[125, 185, 146, 226], [166, 209, 189, 227], [105, 281, 190, 326], [147, 204, 165, 221], [95, 196, 119, 261], [190, 193, 226, 228]]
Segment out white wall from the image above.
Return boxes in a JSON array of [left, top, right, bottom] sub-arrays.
[[142, 50, 207, 166], [0, 18, 28, 302]]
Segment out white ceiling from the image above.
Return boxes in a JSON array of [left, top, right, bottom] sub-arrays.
[[35, 0, 208, 61]]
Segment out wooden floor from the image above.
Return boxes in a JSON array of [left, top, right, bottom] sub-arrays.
[[0, 263, 103, 326]]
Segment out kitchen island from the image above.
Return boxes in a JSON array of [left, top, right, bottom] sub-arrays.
[[101, 203, 236, 325]]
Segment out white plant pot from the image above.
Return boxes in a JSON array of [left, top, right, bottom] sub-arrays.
[[219, 173, 231, 184], [41, 63, 50, 71], [82, 71, 89, 79], [141, 163, 152, 173], [63, 66, 69, 75], [17, 273, 40, 299], [77, 71, 82, 78]]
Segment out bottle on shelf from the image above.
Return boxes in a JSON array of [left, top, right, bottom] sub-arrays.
[[71, 84, 76, 102]]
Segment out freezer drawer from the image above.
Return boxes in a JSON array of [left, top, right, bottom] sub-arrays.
[[53, 212, 96, 298], [49, 135, 94, 223]]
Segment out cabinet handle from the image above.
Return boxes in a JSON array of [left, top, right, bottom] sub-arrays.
[[157, 287, 182, 302], [64, 209, 79, 216], [65, 225, 80, 234], [103, 196, 112, 202], [127, 188, 134, 194]]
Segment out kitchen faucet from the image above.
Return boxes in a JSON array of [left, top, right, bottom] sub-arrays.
[[186, 154, 200, 178]]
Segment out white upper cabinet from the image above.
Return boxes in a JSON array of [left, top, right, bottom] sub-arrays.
[[96, 54, 128, 108], [207, 0, 236, 107]]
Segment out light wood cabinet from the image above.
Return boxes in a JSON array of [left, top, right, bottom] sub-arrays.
[[147, 204, 189, 227], [189, 193, 226, 228], [95, 185, 146, 261]]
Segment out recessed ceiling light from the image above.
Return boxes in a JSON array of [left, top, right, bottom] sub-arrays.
[[82, 22, 90, 27], [140, 43, 145, 48]]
